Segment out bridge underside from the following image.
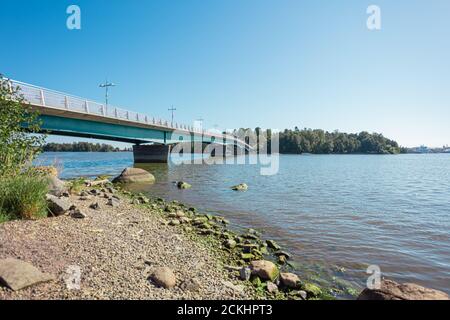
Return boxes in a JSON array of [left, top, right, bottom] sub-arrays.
[[36, 114, 246, 163]]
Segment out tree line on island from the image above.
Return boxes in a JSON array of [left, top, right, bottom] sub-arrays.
[[43, 142, 131, 152], [236, 127, 405, 154]]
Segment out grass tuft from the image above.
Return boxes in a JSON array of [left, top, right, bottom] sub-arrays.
[[0, 173, 49, 222]]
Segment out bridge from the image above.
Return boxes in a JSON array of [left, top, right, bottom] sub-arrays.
[[8, 79, 250, 163]]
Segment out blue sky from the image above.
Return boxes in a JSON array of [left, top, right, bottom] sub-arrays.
[[1, 0, 449, 147]]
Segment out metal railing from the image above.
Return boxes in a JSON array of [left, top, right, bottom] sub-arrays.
[[7, 79, 239, 142]]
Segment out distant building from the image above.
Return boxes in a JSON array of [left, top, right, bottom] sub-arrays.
[[411, 145, 430, 153]]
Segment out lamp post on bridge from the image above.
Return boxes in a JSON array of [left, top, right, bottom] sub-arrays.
[[168, 105, 176, 126], [99, 80, 116, 106]]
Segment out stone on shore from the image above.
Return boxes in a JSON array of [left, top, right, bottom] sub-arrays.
[[149, 267, 176, 289], [249, 260, 279, 282], [239, 267, 252, 281], [280, 272, 300, 289], [266, 281, 279, 293], [47, 176, 68, 197], [107, 198, 120, 207], [46, 194, 71, 216], [266, 240, 281, 250], [112, 168, 155, 184], [223, 239, 237, 249], [89, 202, 100, 210], [0, 258, 55, 291], [274, 250, 291, 259], [70, 209, 87, 219], [302, 283, 322, 297], [231, 183, 248, 191], [357, 279, 449, 300]]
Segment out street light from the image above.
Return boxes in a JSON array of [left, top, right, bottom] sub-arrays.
[[168, 105, 176, 125], [99, 80, 116, 106]]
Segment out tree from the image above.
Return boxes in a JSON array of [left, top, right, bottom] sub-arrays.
[[0, 76, 46, 175]]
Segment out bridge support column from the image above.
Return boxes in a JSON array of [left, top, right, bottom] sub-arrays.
[[133, 144, 171, 163]]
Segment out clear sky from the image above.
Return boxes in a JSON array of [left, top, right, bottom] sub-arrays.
[[1, 0, 449, 147]]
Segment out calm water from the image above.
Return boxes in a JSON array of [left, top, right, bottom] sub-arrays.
[[37, 152, 450, 294]]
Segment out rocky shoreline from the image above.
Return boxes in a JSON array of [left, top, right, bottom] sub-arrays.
[[1, 168, 448, 300], [0, 183, 255, 299]]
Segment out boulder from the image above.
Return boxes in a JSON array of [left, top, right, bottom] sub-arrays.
[[112, 168, 155, 184], [231, 183, 248, 191], [240, 267, 252, 281], [0, 258, 54, 291], [249, 260, 279, 282], [46, 194, 71, 216], [358, 279, 449, 300], [47, 176, 68, 197], [280, 272, 300, 289], [150, 267, 176, 289]]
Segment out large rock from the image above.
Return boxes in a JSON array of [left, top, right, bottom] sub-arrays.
[[0, 258, 54, 291], [46, 194, 71, 216], [47, 176, 68, 197], [249, 260, 279, 282], [112, 168, 155, 184], [358, 279, 449, 300], [280, 272, 300, 289], [149, 267, 176, 289]]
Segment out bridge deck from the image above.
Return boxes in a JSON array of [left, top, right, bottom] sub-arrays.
[[7, 79, 249, 148]]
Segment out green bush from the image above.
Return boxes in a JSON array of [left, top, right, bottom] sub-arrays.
[[0, 173, 49, 221], [0, 76, 46, 176]]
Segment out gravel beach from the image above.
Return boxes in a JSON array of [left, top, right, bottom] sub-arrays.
[[0, 192, 254, 300]]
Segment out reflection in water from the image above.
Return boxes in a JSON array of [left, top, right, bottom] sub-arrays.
[[37, 152, 450, 295]]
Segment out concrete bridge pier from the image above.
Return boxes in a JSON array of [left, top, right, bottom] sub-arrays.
[[133, 144, 171, 163]]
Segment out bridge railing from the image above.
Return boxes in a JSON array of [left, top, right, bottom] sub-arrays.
[[7, 79, 247, 146]]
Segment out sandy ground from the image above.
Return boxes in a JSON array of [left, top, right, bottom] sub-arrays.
[[0, 192, 253, 300]]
